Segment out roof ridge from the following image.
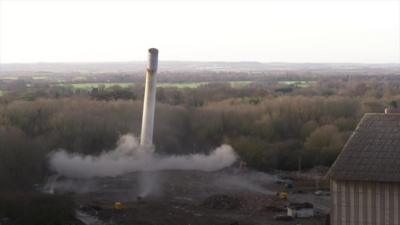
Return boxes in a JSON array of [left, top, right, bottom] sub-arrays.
[[327, 113, 400, 182]]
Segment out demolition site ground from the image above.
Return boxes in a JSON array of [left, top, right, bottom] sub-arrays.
[[52, 170, 330, 225]]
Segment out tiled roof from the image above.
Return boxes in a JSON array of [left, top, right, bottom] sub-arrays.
[[327, 113, 400, 182]]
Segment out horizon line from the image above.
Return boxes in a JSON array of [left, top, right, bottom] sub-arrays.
[[1, 60, 399, 65]]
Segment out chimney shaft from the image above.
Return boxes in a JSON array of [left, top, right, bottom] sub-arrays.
[[140, 48, 159, 147]]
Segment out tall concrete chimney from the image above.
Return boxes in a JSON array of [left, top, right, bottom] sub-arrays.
[[140, 48, 158, 147]]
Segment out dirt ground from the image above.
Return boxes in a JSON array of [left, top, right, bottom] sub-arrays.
[[50, 169, 329, 225]]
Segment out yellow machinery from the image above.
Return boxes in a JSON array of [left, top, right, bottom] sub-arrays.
[[277, 192, 288, 200], [114, 202, 125, 210]]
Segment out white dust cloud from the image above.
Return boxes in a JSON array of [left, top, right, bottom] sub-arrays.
[[49, 134, 237, 178]]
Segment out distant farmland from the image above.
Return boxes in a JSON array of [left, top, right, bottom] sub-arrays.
[[58, 81, 253, 90], [278, 80, 315, 88]]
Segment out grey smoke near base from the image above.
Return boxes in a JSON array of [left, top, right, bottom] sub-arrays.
[[49, 134, 237, 178], [213, 172, 275, 195], [43, 175, 99, 194]]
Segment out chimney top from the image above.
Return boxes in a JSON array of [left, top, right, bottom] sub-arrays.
[[148, 48, 159, 54], [147, 48, 158, 72]]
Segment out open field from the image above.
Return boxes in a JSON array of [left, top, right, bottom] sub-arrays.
[[57, 81, 253, 90], [62, 83, 134, 89], [278, 81, 316, 88], [157, 82, 208, 88]]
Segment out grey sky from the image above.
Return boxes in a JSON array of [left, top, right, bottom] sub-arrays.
[[0, 0, 399, 63]]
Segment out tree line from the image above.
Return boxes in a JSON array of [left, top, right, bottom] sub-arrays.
[[2, 75, 400, 191]]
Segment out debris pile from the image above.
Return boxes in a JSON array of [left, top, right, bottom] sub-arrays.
[[203, 193, 281, 214], [202, 194, 241, 210], [239, 193, 275, 213], [288, 202, 313, 209], [79, 202, 105, 216], [264, 199, 287, 212]]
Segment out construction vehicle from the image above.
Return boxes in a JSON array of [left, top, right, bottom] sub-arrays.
[[114, 202, 125, 210], [276, 191, 288, 200]]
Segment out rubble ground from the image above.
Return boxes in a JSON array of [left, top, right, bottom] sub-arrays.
[[52, 170, 329, 225]]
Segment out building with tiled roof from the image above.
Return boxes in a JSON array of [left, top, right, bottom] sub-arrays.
[[327, 113, 400, 225]]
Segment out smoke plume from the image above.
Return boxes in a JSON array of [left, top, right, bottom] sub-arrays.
[[213, 172, 274, 195], [49, 134, 237, 178]]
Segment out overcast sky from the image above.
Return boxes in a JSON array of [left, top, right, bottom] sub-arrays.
[[0, 0, 399, 63]]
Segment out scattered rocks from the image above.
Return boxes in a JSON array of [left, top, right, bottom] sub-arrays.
[[202, 194, 241, 210]]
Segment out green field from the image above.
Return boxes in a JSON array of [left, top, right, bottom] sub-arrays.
[[58, 81, 253, 90], [278, 80, 315, 88], [157, 82, 208, 88], [230, 81, 252, 87], [65, 83, 133, 89]]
